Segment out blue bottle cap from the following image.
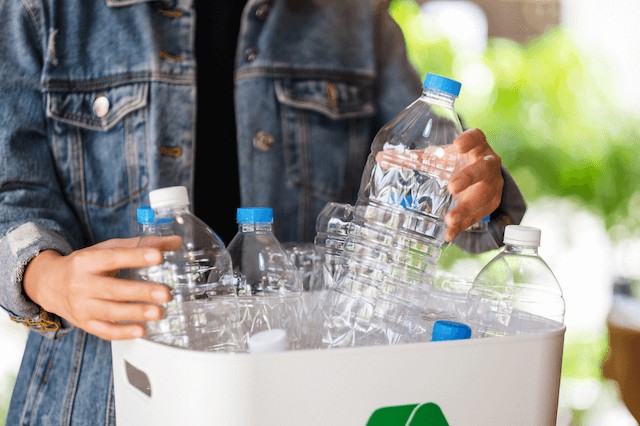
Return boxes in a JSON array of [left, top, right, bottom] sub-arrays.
[[136, 206, 155, 224], [481, 215, 490, 223], [236, 207, 273, 224], [423, 73, 462, 97], [431, 320, 472, 341]]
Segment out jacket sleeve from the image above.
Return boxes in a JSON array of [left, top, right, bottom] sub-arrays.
[[0, 0, 78, 338], [488, 167, 527, 247]]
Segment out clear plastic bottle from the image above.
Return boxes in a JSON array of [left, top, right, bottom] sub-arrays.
[[432, 215, 501, 321], [321, 73, 468, 348], [226, 207, 304, 350], [136, 205, 155, 237], [148, 186, 236, 301], [120, 205, 157, 283], [145, 186, 243, 352], [313, 201, 354, 289], [118, 206, 179, 344], [466, 224, 565, 337]]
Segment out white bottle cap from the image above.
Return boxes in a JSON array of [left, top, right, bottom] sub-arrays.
[[503, 225, 541, 247], [149, 186, 190, 209], [248, 329, 289, 353]]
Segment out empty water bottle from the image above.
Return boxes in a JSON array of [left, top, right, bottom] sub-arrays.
[[313, 201, 354, 288], [226, 207, 304, 350], [466, 225, 565, 337], [321, 73, 469, 348], [148, 186, 236, 300], [432, 215, 501, 320], [143, 186, 243, 351]]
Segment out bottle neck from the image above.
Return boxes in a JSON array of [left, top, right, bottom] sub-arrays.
[[421, 88, 457, 109], [238, 222, 273, 233], [154, 204, 190, 219], [503, 243, 539, 256], [140, 223, 154, 234]]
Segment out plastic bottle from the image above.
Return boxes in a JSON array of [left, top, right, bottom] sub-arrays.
[[432, 215, 501, 321], [145, 186, 244, 352], [136, 205, 155, 237], [321, 73, 468, 348], [117, 206, 182, 345], [466, 224, 565, 337], [313, 201, 354, 289], [120, 206, 157, 282], [431, 320, 472, 342], [247, 329, 290, 353], [148, 186, 236, 301], [226, 207, 303, 350]]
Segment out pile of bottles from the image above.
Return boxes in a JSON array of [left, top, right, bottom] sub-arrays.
[[124, 73, 565, 353], [126, 188, 303, 353]]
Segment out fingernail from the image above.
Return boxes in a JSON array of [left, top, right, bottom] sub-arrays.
[[152, 288, 169, 301], [144, 250, 160, 262], [145, 308, 159, 320]]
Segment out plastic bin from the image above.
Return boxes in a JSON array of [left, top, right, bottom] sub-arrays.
[[111, 326, 565, 426]]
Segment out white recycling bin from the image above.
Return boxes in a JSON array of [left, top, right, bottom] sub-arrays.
[[111, 325, 564, 426]]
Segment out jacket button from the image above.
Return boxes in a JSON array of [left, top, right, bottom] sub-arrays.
[[92, 94, 110, 118], [244, 47, 258, 62], [255, 2, 271, 21], [253, 131, 275, 152]]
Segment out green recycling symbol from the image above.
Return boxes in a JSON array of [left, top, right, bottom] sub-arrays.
[[366, 402, 449, 426]]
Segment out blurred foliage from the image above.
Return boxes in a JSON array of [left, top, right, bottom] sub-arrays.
[[562, 329, 609, 379], [390, 0, 640, 240], [0, 373, 14, 426]]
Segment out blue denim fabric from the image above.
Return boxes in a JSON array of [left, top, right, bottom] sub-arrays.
[[0, 0, 525, 424]]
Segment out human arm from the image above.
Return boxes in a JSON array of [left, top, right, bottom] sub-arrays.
[[0, 0, 171, 340]]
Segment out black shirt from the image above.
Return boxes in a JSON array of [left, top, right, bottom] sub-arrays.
[[193, 0, 246, 245]]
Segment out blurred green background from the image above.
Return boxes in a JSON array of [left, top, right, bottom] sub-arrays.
[[390, 0, 640, 424]]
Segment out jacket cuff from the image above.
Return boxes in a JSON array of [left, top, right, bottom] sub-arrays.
[[0, 222, 74, 339]]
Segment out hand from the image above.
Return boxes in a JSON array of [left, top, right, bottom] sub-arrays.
[[22, 237, 179, 341], [445, 128, 503, 242]]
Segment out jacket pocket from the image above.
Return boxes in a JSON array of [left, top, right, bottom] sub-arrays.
[[276, 79, 375, 120], [45, 81, 150, 218], [275, 78, 375, 199]]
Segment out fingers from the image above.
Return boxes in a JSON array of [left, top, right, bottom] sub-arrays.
[[444, 183, 501, 242], [72, 246, 164, 275], [136, 235, 183, 251], [448, 151, 502, 195], [444, 129, 504, 242], [92, 237, 147, 249], [90, 275, 172, 303], [93, 235, 182, 254], [452, 128, 487, 153], [66, 279, 170, 341], [84, 320, 147, 341]]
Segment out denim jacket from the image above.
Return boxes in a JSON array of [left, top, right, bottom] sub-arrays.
[[0, 0, 525, 424]]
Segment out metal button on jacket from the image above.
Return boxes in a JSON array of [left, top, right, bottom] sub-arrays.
[[92, 94, 110, 118], [255, 2, 271, 21], [244, 47, 258, 62], [253, 131, 275, 152]]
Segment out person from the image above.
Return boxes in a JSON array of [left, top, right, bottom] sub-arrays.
[[0, 0, 526, 424]]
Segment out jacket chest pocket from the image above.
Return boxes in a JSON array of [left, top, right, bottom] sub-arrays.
[[275, 78, 376, 199], [46, 82, 149, 209]]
